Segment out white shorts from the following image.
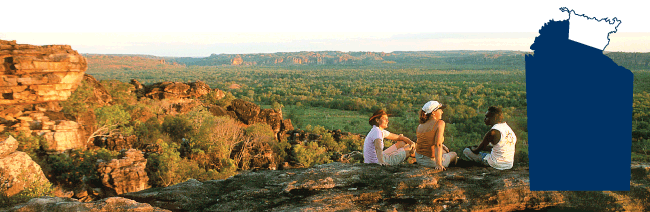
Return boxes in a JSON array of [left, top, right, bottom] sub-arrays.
[[382, 144, 409, 165]]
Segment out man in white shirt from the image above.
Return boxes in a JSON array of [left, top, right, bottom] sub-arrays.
[[463, 106, 517, 170]]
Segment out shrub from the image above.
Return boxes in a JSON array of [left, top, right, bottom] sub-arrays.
[[88, 105, 134, 144], [100, 80, 137, 106], [291, 142, 330, 167], [160, 108, 243, 172], [60, 80, 97, 121], [46, 148, 119, 188], [6, 132, 47, 160], [134, 117, 164, 147], [200, 90, 236, 108], [161, 115, 193, 142], [146, 139, 236, 187]]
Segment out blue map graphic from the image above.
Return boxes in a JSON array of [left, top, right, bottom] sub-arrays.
[[526, 8, 633, 191]]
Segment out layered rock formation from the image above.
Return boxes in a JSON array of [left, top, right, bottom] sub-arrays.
[[143, 81, 212, 101], [0, 104, 85, 153], [0, 135, 50, 196], [97, 149, 149, 196], [0, 40, 92, 153], [115, 162, 650, 211], [32, 120, 84, 153], [0, 40, 87, 105], [96, 134, 138, 152]]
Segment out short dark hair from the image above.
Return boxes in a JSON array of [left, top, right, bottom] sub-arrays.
[[369, 109, 388, 126], [486, 106, 504, 123]]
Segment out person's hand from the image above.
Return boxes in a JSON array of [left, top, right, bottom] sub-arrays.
[[443, 145, 450, 153], [434, 164, 446, 171], [379, 162, 388, 166]]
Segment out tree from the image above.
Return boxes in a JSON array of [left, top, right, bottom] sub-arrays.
[[86, 105, 131, 144]]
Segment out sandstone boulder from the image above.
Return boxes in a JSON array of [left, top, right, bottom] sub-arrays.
[[254, 109, 283, 135], [208, 105, 229, 117], [3, 196, 170, 212], [32, 120, 85, 153], [96, 134, 137, 151], [142, 81, 213, 101], [130, 79, 146, 99], [187, 81, 210, 98], [83, 74, 112, 106], [0, 136, 50, 196], [0, 40, 87, 105], [97, 149, 149, 196], [0, 134, 18, 158], [212, 88, 225, 99], [227, 99, 260, 124]]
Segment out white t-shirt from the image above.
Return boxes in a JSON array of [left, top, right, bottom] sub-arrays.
[[363, 125, 390, 163], [486, 122, 517, 170]]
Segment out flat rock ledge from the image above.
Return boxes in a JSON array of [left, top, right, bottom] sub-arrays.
[[5, 162, 650, 211], [119, 162, 650, 212]]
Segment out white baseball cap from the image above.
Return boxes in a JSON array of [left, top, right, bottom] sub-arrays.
[[422, 101, 446, 114]]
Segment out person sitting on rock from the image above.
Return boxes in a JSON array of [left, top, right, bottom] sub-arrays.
[[363, 109, 415, 166], [463, 106, 517, 170], [415, 101, 458, 171]]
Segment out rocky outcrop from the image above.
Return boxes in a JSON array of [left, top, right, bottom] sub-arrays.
[[207, 105, 236, 119], [187, 81, 210, 98], [130, 79, 145, 99], [0, 106, 86, 153], [3, 197, 170, 212], [118, 162, 650, 211], [254, 108, 283, 137], [32, 120, 85, 153], [230, 55, 243, 65], [279, 119, 294, 136], [145, 82, 190, 100], [143, 81, 212, 101], [0, 135, 50, 196], [83, 74, 112, 106], [227, 99, 260, 124], [97, 149, 149, 196], [0, 40, 87, 105], [96, 134, 138, 151]]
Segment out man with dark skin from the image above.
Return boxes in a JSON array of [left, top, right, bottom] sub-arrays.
[[463, 106, 517, 170]]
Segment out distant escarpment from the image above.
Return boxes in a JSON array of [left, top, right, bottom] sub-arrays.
[[0, 40, 87, 105], [164, 50, 529, 68]]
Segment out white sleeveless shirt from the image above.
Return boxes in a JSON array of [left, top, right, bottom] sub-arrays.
[[486, 122, 517, 170]]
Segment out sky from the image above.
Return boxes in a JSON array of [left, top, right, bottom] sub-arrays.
[[2, 0, 648, 57]]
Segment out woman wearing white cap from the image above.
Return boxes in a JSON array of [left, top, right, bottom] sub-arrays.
[[415, 101, 458, 170]]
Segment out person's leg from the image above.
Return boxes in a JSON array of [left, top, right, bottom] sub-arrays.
[[394, 140, 406, 149], [415, 152, 435, 167], [383, 149, 408, 165], [480, 153, 491, 166], [440, 153, 452, 167], [463, 148, 483, 162], [447, 151, 458, 166], [387, 141, 415, 156]]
